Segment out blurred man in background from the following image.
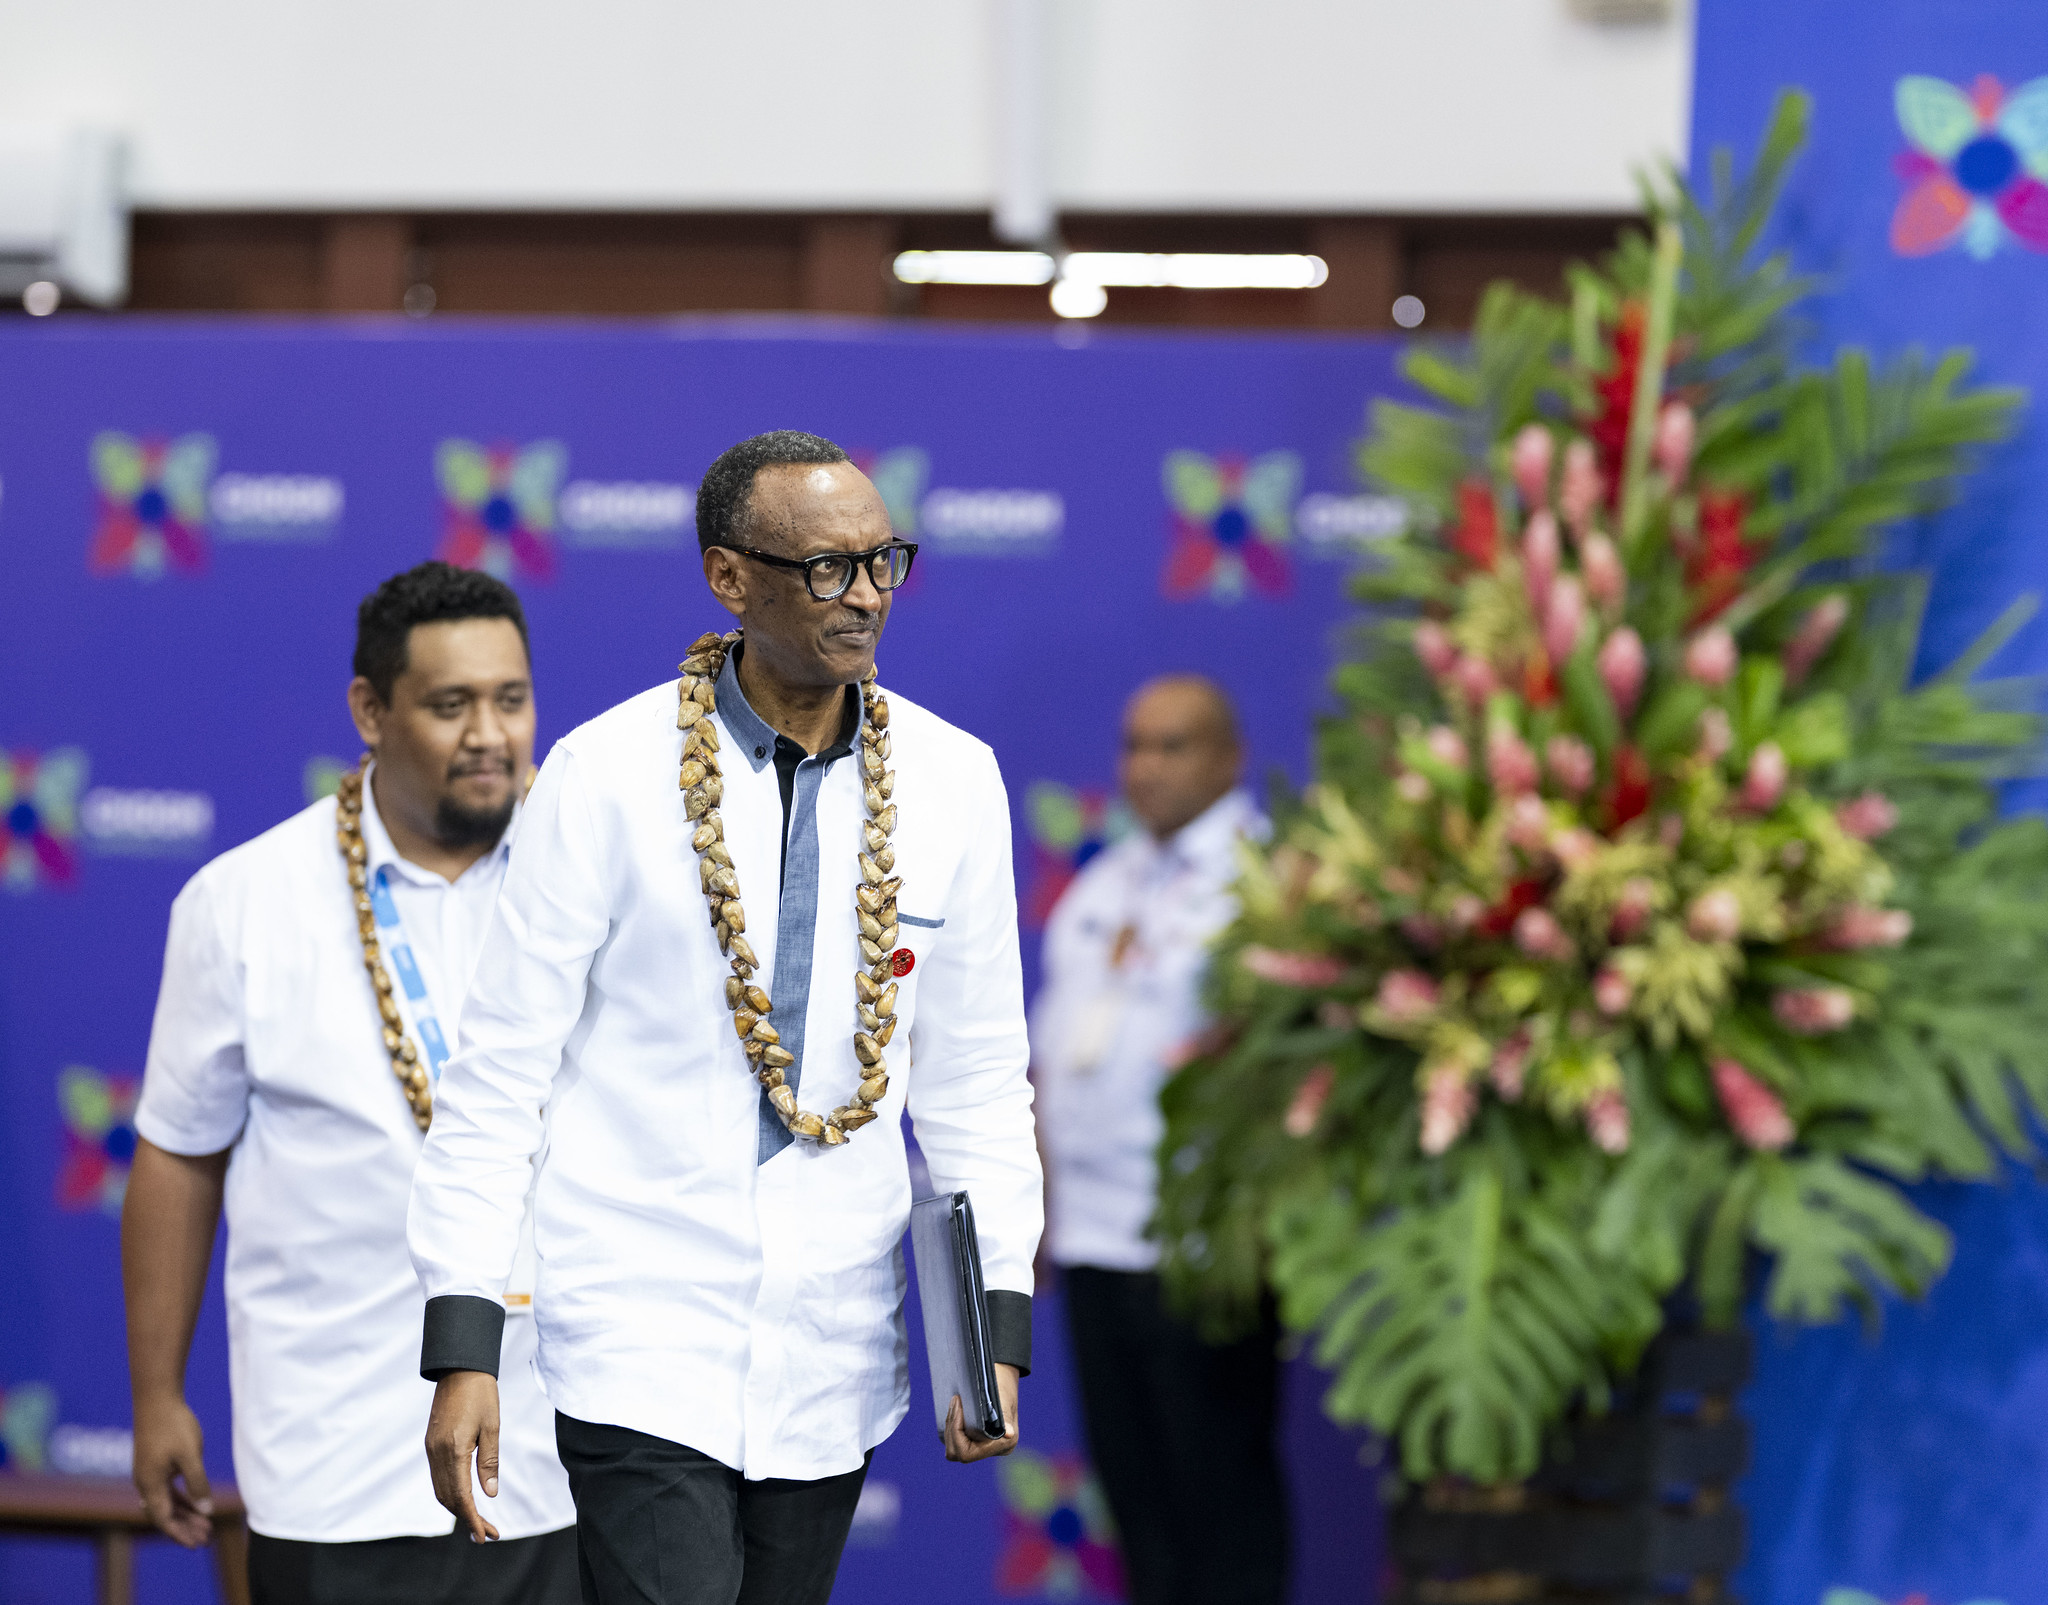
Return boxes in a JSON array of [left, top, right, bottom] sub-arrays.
[[1032, 675, 1289, 1605], [121, 563, 577, 1605]]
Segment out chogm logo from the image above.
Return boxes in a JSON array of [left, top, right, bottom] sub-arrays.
[[438, 439, 566, 581], [0, 1381, 57, 1471], [1, 748, 212, 886], [995, 1450, 1123, 1599], [1023, 780, 1133, 927], [1163, 450, 1298, 601], [91, 434, 341, 574], [860, 447, 1065, 557], [0, 1382, 131, 1477], [57, 1065, 140, 1213], [80, 786, 215, 856], [91, 432, 214, 577], [560, 479, 695, 549], [1, 747, 85, 890]]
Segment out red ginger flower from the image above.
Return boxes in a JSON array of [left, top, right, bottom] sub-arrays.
[[1688, 487, 1756, 623], [1589, 302, 1647, 503], [1450, 478, 1499, 571]]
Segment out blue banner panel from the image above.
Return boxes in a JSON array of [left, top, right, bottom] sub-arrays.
[[0, 316, 1397, 1604], [1694, 6, 2048, 1603]]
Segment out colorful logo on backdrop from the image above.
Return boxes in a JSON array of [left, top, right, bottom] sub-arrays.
[[851, 446, 1066, 556], [1023, 781, 1135, 927], [437, 439, 567, 581], [1162, 450, 1300, 602], [56, 1066, 140, 1214], [1893, 74, 2048, 259], [0, 1382, 58, 1472], [995, 1450, 1124, 1599], [1, 747, 86, 891], [90, 432, 215, 577]]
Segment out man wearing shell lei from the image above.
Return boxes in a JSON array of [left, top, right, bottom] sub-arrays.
[[409, 432, 1041, 1603]]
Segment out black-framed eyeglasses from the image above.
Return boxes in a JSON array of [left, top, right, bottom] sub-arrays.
[[714, 541, 919, 601]]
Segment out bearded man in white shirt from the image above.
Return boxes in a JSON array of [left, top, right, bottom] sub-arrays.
[[122, 562, 578, 1605], [409, 430, 1041, 1605], [1033, 676, 1290, 1605]]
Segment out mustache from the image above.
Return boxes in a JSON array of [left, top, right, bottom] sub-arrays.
[[446, 754, 517, 782]]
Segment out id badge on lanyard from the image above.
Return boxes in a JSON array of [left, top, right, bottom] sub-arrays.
[[370, 865, 541, 1314]]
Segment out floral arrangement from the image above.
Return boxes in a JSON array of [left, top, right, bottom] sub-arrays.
[[1156, 93, 2048, 1483]]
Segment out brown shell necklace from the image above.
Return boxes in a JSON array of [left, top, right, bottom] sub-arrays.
[[676, 629, 900, 1148], [335, 759, 435, 1131]]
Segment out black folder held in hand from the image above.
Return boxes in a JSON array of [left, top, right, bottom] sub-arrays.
[[909, 1191, 1005, 1442]]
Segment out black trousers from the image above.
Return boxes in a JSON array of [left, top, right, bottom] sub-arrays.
[[247, 1523, 579, 1605], [1063, 1266, 1290, 1605], [553, 1413, 869, 1605]]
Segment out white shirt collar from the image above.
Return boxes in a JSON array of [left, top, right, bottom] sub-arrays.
[[1144, 787, 1259, 871], [357, 760, 519, 890]]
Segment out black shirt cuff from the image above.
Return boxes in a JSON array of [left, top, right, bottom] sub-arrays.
[[986, 1290, 1032, 1376], [421, 1294, 506, 1381]]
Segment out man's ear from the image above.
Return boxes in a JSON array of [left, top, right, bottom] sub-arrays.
[[703, 546, 747, 621], [347, 676, 387, 750]]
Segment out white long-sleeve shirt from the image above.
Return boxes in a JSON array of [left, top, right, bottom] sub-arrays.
[[407, 662, 1041, 1482], [135, 781, 574, 1542], [1032, 789, 1263, 1270]]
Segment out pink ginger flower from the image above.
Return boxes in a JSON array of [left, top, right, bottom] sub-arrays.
[[1559, 439, 1603, 534], [1712, 1058, 1794, 1151], [1837, 791, 1899, 840], [1521, 510, 1561, 613], [1783, 594, 1850, 685], [1489, 1031, 1531, 1102], [1551, 827, 1601, 873], [1425, 724, 1469, 770], [1284, 1063, 1337, 1137], [1545, 734, 1596, 796], [1375, 968, 1441, 1025], [1684, 624, 1739, 689], [1240, 946, 1346, 988], [1774, 986, 1856, 1035], [1414, 619, 1460, 678], [1597, 627, 1647, 717], [1586, 1087, 1631, 1154], [1581, 531, 1626, 615], [1687, 887, 1742, 943], [1506, 793, 1552, 852], [1823, 905, 1913, 949], [1448, 891, 1487, 931], [1514, 906, 1576, 962], [1611, 876, 1657, 940], [1395, 770, 1433, 804], [1697, 706, 1733, 762], [1511, 423, 1554, 508], [1653, 401, 1696, 482], [1592, 966, 1632, 1016], [1544, 574, 1586, 668], [1455, 655, 1501, 708], [1742, 741, 1788, 811], [1419, 1065, 1478, 1156], [1658, 811, 1686, 850], [1487, 728, 1540, 795]]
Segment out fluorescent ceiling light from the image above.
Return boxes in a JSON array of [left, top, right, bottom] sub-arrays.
[[893, 251, 1328, 291]]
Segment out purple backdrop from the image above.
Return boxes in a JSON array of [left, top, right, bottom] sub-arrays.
[[0, 316, 1400, 1604]]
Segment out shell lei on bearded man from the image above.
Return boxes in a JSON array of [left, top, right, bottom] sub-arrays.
[[676, 629, 900, 1147], [335, 761, 435, 1132]]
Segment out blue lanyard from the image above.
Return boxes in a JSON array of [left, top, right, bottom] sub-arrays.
[[368, 865, 452, 1082]]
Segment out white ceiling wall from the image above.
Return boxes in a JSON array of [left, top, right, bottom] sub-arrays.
[[0, 0, 1691, 212]]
